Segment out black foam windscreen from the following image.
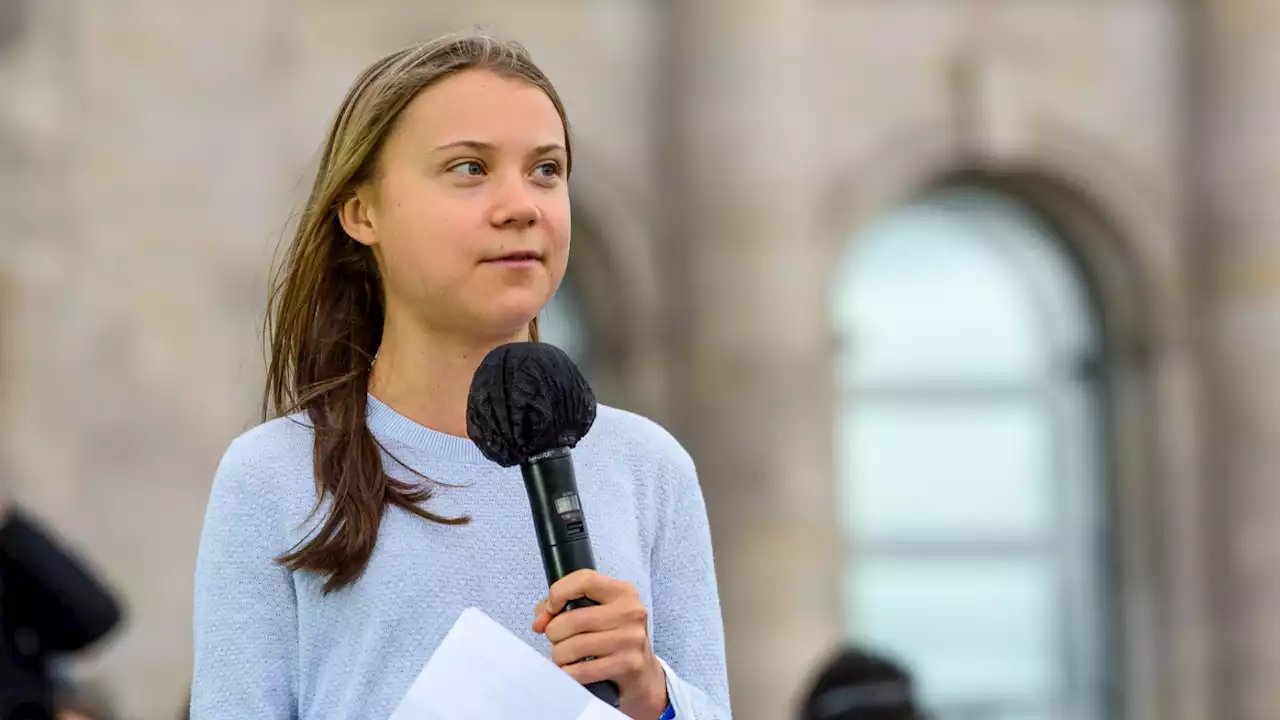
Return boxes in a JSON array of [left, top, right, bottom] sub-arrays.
[[465, 342, 597, 467]]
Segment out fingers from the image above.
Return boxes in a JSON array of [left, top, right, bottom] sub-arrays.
[[544, 599, 648, 644], [559, 651, 644, 687], [543, 570, 637, 615], [549, 626, 649, 668], [531, 592, 648, 638], [532, 610, 553, 635]]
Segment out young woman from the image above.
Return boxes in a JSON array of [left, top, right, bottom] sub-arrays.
[[190, 34, 730, 720]]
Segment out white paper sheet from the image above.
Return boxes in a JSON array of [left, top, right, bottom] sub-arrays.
[[388, 607, 629, 720]]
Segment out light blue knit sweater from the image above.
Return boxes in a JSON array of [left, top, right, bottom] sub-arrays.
[[190, 396, 731, 719]]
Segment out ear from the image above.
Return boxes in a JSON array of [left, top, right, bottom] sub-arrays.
[[338, 185, 379, 247]]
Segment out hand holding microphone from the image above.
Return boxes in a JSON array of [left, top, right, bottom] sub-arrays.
[[533, 569, 668, 719], [466, 343, 668, 718]]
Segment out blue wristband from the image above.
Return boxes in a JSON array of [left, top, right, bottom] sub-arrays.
[[659, 703, 675, 720]]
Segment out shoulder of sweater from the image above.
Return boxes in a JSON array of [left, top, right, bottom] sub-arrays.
[[209, 413, 315, 500], [222, 412, 315, 466], [589, 405, 697, 478]]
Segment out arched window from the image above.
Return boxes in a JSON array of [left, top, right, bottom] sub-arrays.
[[832, 187, 1112, 719]]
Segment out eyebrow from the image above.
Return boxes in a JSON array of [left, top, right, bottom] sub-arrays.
[[432, 140, 567, 156]]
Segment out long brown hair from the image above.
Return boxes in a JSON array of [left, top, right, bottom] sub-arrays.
[[264, 34, 573, 593]]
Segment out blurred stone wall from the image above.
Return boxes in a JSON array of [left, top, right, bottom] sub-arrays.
[[0, 1, 1274, 719]]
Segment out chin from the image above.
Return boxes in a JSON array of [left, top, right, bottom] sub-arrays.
[[479, 305, 543, 339], [458, 284, 548, 337], [496, 289, 550, 317]]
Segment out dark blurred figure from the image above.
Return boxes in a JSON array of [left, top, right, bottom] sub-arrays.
[[799, 646, 927, 720], [0, 502, 123, 720]]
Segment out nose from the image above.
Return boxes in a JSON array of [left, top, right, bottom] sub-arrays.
[[488, 175, 541, 229]]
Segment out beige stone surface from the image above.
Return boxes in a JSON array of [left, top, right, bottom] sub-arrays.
[[0, 1, 1275, 718]]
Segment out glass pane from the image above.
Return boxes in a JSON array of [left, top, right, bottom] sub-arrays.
[[1054, 382, 1111, 720], [840, 398, 1053, 542], [539, 277, 590, 367], [935, 190, 1099, 364], [846, 557, 1061, 706], [833, 204, 1048, 386]]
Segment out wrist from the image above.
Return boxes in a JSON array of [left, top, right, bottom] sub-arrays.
[[645, 655, 670, 718], [622, 654, 669, 720]]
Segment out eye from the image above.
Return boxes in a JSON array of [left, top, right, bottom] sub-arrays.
[[532, 161, 564, 182], [448, 160, 486, 177]]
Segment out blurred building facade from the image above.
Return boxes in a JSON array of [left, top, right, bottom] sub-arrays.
[[1, 1, 1277, 719]]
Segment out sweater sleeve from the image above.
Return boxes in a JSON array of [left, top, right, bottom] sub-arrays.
[[190, 435, 299, 719], [647, 440, 732, 719]]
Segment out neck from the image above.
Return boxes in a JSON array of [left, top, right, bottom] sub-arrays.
[[369, 312, 530, 438]]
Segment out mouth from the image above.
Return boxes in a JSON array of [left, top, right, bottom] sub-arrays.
[[484, 250, 544, 266]]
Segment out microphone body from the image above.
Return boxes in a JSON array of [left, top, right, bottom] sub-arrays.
[[520, 447, 621, 707], [465, 342, 618, 707]]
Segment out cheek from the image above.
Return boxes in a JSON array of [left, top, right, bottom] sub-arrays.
[[377, 171, 471, 247], [544, 202, 572, 271], [378, 211, 473, 297]]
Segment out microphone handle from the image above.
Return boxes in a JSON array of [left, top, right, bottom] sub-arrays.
[[522, 452, 621, 708]]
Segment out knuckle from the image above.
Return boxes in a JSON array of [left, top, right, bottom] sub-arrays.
[[582, 658, 608, 684], [629, 625, 649, 647], [569, 659, 599, 684], [546, 617, 574, 644], [587, 663, 611, 685], [621, 601, 647, 626], [608, 654, 632, 679], [551, 645, 571, 667], [584, 608, 610, 634]]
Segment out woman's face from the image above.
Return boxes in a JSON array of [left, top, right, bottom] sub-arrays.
[[346, 68, 571, 342]]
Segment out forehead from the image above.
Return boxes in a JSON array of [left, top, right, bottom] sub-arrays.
[[392, 68, 566, 150]]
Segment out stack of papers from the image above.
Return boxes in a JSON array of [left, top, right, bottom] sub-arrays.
[[389, 607, 629, 720]]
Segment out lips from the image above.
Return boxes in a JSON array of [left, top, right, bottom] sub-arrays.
[[484, 250, 543, 264]]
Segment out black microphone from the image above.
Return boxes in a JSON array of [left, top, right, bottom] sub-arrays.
[[465, 341, 621, 708]]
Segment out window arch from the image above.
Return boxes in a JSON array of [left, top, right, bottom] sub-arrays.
[[832, 186, 1113, 719]]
